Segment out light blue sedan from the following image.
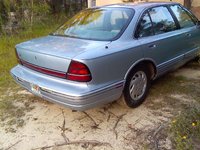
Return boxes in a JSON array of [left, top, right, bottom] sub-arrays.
[[11, 2, 200, 110]]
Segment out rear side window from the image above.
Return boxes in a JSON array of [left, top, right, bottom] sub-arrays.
[[136, 12, 154, 38], [111, 10, 130, 31], [149, 6, 177, 35], [170, 5, 195, 28]]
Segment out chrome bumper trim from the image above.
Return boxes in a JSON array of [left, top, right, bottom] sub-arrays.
[[10, 65, 124, 110]]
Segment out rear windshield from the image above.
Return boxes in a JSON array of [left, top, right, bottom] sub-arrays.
[[53, 8, 134, 41]]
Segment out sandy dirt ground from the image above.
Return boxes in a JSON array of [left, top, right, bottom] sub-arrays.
[[0, 63, 200, 150]]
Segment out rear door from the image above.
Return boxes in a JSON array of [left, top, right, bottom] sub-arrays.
[[170, 5, 200, 61], [136, 6, 184, 75]]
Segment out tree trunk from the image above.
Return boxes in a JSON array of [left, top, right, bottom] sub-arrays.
[[51, 0, 63, 14], [88, 0, 92, 8], [30, 0, 33, 27], [80, 0, 83, 10], [184, 0, 192, 9]]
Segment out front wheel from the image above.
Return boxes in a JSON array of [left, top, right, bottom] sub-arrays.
[[123, 66, 151, 108]]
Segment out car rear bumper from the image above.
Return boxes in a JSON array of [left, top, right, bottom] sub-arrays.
[[10, 65, 124, 111]]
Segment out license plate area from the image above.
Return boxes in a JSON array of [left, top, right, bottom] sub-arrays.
[[31, 83, 41, 96]]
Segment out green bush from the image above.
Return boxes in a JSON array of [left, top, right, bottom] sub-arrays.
[[0, 0, 10, 31], [0, 0, 86, 33]]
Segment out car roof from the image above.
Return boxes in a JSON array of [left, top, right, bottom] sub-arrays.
[[99, 1, 179, 10]]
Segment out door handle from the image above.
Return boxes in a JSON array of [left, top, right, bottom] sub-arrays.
[[186, 33, 192, 37], [148, 44, 157, 48]]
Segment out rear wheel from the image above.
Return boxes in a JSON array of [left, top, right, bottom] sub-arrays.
[[124, 66, 151, 108]]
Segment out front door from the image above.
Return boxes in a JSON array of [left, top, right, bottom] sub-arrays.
[[170, 4, 200, 61], [136, 6, 186, 75]]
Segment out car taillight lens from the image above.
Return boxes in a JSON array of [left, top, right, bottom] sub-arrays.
[[15, 48, 22, 64], [67, 61, 92, 82]]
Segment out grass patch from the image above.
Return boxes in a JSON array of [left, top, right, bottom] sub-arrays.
[[0, 16, 66, 87], [146, 74, 190, 110], [170, 106, 200, 150], [150, 74, 189, 97], [148, 61, 200, 105], [145, 61, 200, 149], [0, 88, 35, 132]]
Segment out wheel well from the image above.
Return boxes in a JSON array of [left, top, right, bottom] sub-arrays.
[[126, 61, 157, 80]]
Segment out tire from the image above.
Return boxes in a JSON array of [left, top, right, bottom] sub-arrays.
[[123, 65, 151, 108]]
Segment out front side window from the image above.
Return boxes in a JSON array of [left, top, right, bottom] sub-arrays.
[[149, 6, 177, 35], [170, 5, 195, 28], [136, 12, 153, 38], [53, 8, 134, 41]]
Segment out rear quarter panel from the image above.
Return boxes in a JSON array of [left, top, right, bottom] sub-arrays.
[[74, 39, 144, 89]]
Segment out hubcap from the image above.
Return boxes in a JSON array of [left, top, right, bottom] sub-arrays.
[[129, 71, 147, 101]]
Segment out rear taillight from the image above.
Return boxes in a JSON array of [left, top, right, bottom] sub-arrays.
[[15, 48, 22, 64], [67, 61, 92, 82]]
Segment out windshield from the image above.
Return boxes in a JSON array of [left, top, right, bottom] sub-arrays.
[[53, 8, 134, 41]]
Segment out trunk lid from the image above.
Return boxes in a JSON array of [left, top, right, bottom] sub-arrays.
[[16, 35, 109, 72]]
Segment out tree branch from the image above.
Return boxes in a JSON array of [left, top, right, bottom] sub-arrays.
[[33, 140, 112, 150], [82, 111, 99, 129]]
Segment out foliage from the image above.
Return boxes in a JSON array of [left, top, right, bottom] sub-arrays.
[[0, 0, 10, 31], [14, 0, 50, 23], [0, 0, 87, 34], [0, 0, 51, 31], [0, 16, 65, 87], [170, 106, 200, 150]]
